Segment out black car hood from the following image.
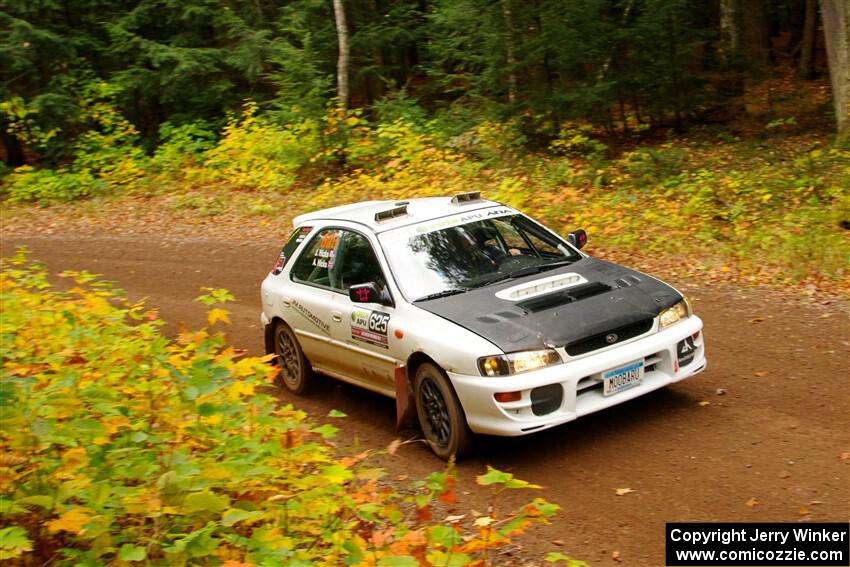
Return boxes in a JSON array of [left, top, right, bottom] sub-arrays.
[[415, 257, 682, 352]]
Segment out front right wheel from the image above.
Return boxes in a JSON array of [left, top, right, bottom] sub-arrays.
[[414, 362, 473, 460]]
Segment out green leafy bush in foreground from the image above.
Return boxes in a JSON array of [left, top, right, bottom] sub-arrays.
[[0, 252, 560, 566]]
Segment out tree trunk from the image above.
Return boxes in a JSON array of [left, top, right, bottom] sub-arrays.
[[618, 95, 629, 133], [596, 0, 634, 81], [501, 0, 517, 103], [741, 0, 770, 74], [332, 0, 350, 109], [365, 0, 385, 103], [820, 0, 850, 137], [668, 13, 684, 133], [533, 8, 558, 133], [1, 119, 26, 168], [798, 0, 818, 78], [719, 0, 740, 65]]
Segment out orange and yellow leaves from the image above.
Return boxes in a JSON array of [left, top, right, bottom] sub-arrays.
[[207, 307, 231, 326], [46, 507, 94, 535], [1, 257, 559, 566]]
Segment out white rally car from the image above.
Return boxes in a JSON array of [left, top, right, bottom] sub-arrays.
[[260, 193, 706, 459]]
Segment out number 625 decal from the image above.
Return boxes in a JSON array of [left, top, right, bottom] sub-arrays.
[[368, 312, 390, 334]]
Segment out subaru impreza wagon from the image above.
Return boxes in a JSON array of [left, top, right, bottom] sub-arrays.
[[260, 193, 706, 459]]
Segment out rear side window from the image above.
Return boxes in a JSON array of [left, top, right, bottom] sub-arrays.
[[290, 228, 389, 294], [290, 228, 342, 288], [271, 226, 312, 275]]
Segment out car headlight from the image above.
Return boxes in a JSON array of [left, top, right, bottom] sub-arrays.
[[659, 298, 691, 328], [477, 349, 561, 377]]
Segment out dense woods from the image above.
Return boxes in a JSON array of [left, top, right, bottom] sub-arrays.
[[0, 1, 848, 287], [2, 0, 849, 167]]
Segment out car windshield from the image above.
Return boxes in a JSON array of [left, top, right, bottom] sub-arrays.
[[379, 212, 582, 301]]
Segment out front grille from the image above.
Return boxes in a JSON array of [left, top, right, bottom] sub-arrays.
[[530, 384, 563, 416], [565, 318, 653, 356]]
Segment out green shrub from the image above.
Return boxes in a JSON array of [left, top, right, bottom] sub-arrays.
[[621, 144, 688, 185], [71, 81, 148, 187], [151, 122, 217, 173], [0, 253, 558, 566], [1, 166, 106, 205], [549, 124, 608, 161], [202, 101, 322, 190]]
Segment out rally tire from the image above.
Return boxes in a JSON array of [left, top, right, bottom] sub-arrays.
[[273, 321, 312, 394], [414, 362, 473, 460]]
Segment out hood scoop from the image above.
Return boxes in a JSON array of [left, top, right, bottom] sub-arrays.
[[517, 281, 612, 312], [495, 272, 589, 302]]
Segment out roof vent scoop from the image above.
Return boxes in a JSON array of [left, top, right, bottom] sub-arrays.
[[374, 204, 409, 223], [450, 191, 482, 205]]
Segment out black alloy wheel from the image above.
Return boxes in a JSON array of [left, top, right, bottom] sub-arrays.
[[273, 321, 311, 394], [414, 362, 473, 460]]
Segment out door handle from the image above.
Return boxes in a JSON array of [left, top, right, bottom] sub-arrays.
[[281, 296, 292, 308], [331, 311, 342, 322]]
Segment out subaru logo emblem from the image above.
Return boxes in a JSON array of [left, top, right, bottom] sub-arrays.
[[605, 333, 618, 344]]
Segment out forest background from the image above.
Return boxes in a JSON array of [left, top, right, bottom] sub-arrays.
[[2, 0, 849, 288]]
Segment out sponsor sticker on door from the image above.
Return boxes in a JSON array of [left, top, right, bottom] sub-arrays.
[[351, 309, 390, 348]]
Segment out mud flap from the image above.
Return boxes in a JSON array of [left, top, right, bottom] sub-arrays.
[[264, 322, 275, 357], [394, 364, 416, 429]]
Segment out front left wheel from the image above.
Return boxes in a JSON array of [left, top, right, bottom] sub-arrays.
[[273, 321, 312, 394], [414, 362, 473, 460]]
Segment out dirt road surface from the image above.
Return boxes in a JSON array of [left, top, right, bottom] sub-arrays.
[[3, 234, 848, 566]]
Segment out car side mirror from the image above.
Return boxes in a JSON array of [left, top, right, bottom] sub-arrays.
[[567, 229, 587, 250], [349, 282, 392, 306]]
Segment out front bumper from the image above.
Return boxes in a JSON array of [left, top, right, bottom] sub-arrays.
[[449, 315, 706, 436]]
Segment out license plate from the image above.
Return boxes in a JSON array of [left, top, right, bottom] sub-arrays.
[[602, 360, 645, 396]]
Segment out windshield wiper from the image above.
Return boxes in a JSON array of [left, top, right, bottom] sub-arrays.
[[505, 259, 577, 279], [413, 288, 470, 302], [534, 259, 577, 272]]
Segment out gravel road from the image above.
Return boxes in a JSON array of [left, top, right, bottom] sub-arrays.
[[4, 234, 848, 566]]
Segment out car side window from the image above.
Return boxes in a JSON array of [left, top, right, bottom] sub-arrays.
[[291, 228, 388, 294], [491, 218, 529, 252], [336, 231, 388, 292], [290, 228, 343, 289], [521, 230, 561, 257], [492, 216, 570, 258], [513, 216, 573, 257]]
